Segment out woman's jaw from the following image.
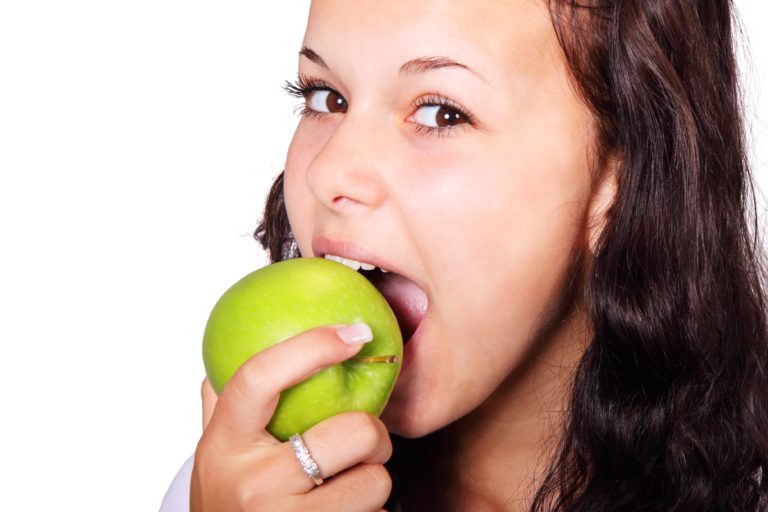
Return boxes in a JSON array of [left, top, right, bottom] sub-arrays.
[[380, 244, 591, 439]]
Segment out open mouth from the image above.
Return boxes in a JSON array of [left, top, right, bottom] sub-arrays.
[[319, 251, 429, 345], [358, 266, 428, 344]]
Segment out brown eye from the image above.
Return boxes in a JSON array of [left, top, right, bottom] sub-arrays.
[[307, 89, 347, 114], [412, 104, 467, 128]]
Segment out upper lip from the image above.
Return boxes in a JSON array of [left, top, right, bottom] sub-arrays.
[[312, 235, 397, 273], [312, 235, 426, 291]]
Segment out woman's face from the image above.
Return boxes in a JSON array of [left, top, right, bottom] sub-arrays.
[[284, 0, 604, 437]]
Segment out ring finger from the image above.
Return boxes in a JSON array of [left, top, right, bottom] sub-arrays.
[[274, 411, 393, 495]]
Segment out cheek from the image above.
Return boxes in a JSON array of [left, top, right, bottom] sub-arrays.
[[400, 134, 592, 338], [406, 146, 589, 264], [283, 125, 325, 256]]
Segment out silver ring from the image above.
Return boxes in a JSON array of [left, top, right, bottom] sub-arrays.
[[289, 433, 324, 486]]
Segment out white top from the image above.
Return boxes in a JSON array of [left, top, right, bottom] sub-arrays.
[[159, 454, 404, 511], [159, 454, 194, 512]]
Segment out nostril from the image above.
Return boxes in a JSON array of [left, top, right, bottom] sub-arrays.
[[332, 196, 358, 206]]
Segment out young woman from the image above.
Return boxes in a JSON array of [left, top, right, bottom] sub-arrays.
[[163, 0, 768, 510]]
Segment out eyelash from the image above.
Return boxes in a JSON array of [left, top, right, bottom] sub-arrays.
[[282, 74, 477, 139]]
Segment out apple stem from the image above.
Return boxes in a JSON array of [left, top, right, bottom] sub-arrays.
[[350, 355, 400, 364]]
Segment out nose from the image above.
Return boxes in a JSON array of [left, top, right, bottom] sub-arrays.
[[304, 112, 388, 213]]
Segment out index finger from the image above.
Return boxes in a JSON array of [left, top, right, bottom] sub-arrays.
[[201, 377, 217, 432], [207, 323, 372, 444]]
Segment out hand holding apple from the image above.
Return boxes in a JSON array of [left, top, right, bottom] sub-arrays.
[[202, 257, 403, 441], [192, 324, 395, 511]]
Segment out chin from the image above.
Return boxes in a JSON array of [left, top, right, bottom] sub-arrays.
[[381, 412, 437, 439], [380, 391, 451, 438]]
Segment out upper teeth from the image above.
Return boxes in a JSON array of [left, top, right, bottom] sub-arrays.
[[324, 254, 388, 272]]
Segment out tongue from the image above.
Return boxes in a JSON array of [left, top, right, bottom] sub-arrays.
[[373, 273, 428, 342]]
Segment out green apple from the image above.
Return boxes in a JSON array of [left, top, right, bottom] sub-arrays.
[[203, 257, 402, 441]]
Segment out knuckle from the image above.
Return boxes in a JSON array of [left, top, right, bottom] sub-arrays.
[[361, 464, 393, 497], [229, 357, 267, 399], [194, 431, 216, 462], [233, 479, 259, 511], [346, 412, 384, 453], [238, 356, 266, 388]]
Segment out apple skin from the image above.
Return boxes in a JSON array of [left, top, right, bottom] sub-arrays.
[[203, 257, 402, 441]]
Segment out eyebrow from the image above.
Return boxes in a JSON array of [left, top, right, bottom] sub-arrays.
[[298, 46, 328, 67], [299, 46, 489, 84]]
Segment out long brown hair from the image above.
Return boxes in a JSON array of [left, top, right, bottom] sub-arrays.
[[255, 1, 768, 509]]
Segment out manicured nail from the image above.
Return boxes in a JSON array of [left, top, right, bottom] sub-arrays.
[[337, 322, 373, 345]]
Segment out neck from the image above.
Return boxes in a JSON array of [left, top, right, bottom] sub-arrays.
[[442, 303, 589, 511]]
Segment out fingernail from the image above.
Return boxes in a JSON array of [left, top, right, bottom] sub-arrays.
[[337, 322, 373, 345]]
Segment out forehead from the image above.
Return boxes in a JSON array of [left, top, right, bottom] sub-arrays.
[[304, 0, 559, 85]]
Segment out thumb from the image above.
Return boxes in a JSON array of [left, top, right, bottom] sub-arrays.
[[208, 323, 370, 444]]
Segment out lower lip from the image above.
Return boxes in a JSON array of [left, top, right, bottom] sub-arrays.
[[399, 315, 426, 375]]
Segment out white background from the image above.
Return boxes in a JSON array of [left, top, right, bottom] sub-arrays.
[[0, 1, 765, 510]]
